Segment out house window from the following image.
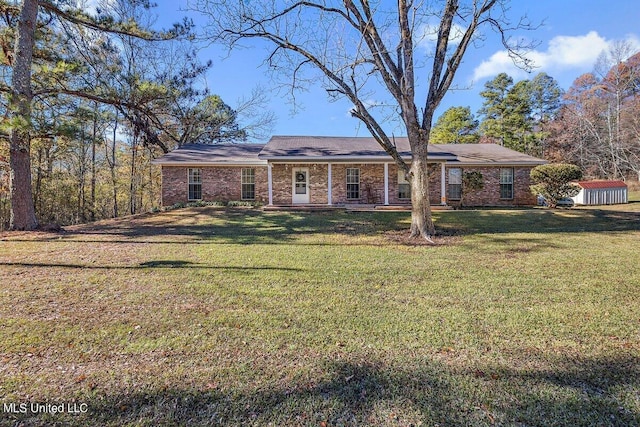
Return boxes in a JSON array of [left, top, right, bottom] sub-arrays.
[[500, 168, 514, 199], [448, 168, 462, 200], [188, 168, 202, 201], [346, 168, 360, 199], [241, 168, 255, 200], [398, 170, 411, 199]]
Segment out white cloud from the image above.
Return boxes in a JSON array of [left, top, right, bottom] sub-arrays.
[[345, 99, 382, 117], [472, 31, 640, 83], [416, 23, 466, 50], [472, 50, 517, 82], [544, 32, 609, 68], [81, 0, 116, 16]]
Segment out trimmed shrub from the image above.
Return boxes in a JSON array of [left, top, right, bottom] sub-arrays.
[[530, 164, 582, 208], [227, 200, 262, 207]]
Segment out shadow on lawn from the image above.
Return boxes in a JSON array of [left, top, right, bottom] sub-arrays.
[[2, 206, 639, 247], [69, 207, 640, 241], [65, 209, 318, 244], [4, 208, 414, 246], [8, 353, 639, 426], [0, 259, 304, 272], [446, 208, 640, 235]]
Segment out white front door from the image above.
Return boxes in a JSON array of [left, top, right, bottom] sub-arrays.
[[292, 168, 310, 204]]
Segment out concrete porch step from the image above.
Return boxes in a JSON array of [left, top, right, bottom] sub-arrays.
[[262, 205, 345, 212], [374, 205, 453, 211], [262, 204, 453, 212]]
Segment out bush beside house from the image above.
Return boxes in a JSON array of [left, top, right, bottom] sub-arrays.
[[530, 164, 583, 208]]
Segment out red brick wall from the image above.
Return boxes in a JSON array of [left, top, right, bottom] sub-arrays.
[[271, 164, 330, 204], [161, 166, 268, 206], [444, 166, 537, 207], [272, 163, 444, 205], [270, 164, 289, 205], [330, 164, 385, 204], [310, 164, 329, 204], [161, 164, 537, 207], [387, 164, 443, 205]]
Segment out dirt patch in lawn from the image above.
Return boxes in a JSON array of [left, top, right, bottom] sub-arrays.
[[383, 228, 463, 246]]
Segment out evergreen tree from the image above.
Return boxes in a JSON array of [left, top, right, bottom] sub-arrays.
[[502, 79, 534, 153], [431, 106, 479, 144], [479, 72, 561, 156], [528, 72, 563, 157], [3, 0, 186, 229], [478, 73, 513, 146]]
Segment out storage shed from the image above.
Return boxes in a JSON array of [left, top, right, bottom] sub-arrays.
[[571, 180, 628, 205]]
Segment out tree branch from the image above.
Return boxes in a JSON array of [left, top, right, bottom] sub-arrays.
[[37, 0, 185, 41], [422, 0, 459, 129]]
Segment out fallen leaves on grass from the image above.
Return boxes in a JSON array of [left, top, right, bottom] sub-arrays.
[[383, 229, 462, 246]]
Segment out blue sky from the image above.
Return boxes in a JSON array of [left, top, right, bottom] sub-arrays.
[[152, 1, 640, 141]]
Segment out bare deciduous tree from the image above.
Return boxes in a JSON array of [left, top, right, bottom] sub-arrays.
[[193, 0, 534, 239], [549, 45, 640, 181]]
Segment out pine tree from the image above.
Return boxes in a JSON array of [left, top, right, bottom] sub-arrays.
[[431, 106, 479, 144], [4, 0, 186, 230]]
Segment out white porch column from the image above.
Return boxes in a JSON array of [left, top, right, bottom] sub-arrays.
[[384, 163, 389, 205], [327, 163, 333, 205], [267, 163, 273, 206], [440, 162, 447, 205]]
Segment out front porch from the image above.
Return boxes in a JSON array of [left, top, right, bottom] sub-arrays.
[[266, 162, 449, 207]]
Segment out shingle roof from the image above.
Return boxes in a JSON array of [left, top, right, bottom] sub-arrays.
[[433, 143, 546, 165], [152, 137, 547, 166], [258, 135, 414, 159], [259, 136, 546, 165], [576, 180, 628, 189], [153, 143, 267, 165]]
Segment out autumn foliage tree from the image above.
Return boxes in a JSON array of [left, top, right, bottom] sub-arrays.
[[547, 45, 640, 181]]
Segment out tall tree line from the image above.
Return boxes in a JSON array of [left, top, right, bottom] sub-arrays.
[[0, 0, 273, 230], [2, 0, 186, 229], [431, 71, 563, 158], [431, 44, 640, 181], [547, 46, 640, 180]]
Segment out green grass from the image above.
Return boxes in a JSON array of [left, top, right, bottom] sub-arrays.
[[0, 205, 639, 426]]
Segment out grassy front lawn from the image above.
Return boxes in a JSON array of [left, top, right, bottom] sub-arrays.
[[0, 206, 639, 426]]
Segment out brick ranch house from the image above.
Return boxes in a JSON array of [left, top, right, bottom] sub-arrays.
[[153, 136, 546, 208]]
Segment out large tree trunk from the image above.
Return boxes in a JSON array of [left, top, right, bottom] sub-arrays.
[[9, 0, 39, 231], [129, 134, 138, 215], [409, 143, 435, 240], [34, 146, 43, 214], [90, 102, 98, 222], [109, 111, 119, 218], [78, 126, 86, 223]]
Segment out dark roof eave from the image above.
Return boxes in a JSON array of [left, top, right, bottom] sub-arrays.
[[449, 160, 548, 166], [259, 154, 457, 162], [152, 160, 268, 166]]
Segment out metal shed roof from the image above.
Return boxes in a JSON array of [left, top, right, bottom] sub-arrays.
[[576, 180, 628, 189]]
